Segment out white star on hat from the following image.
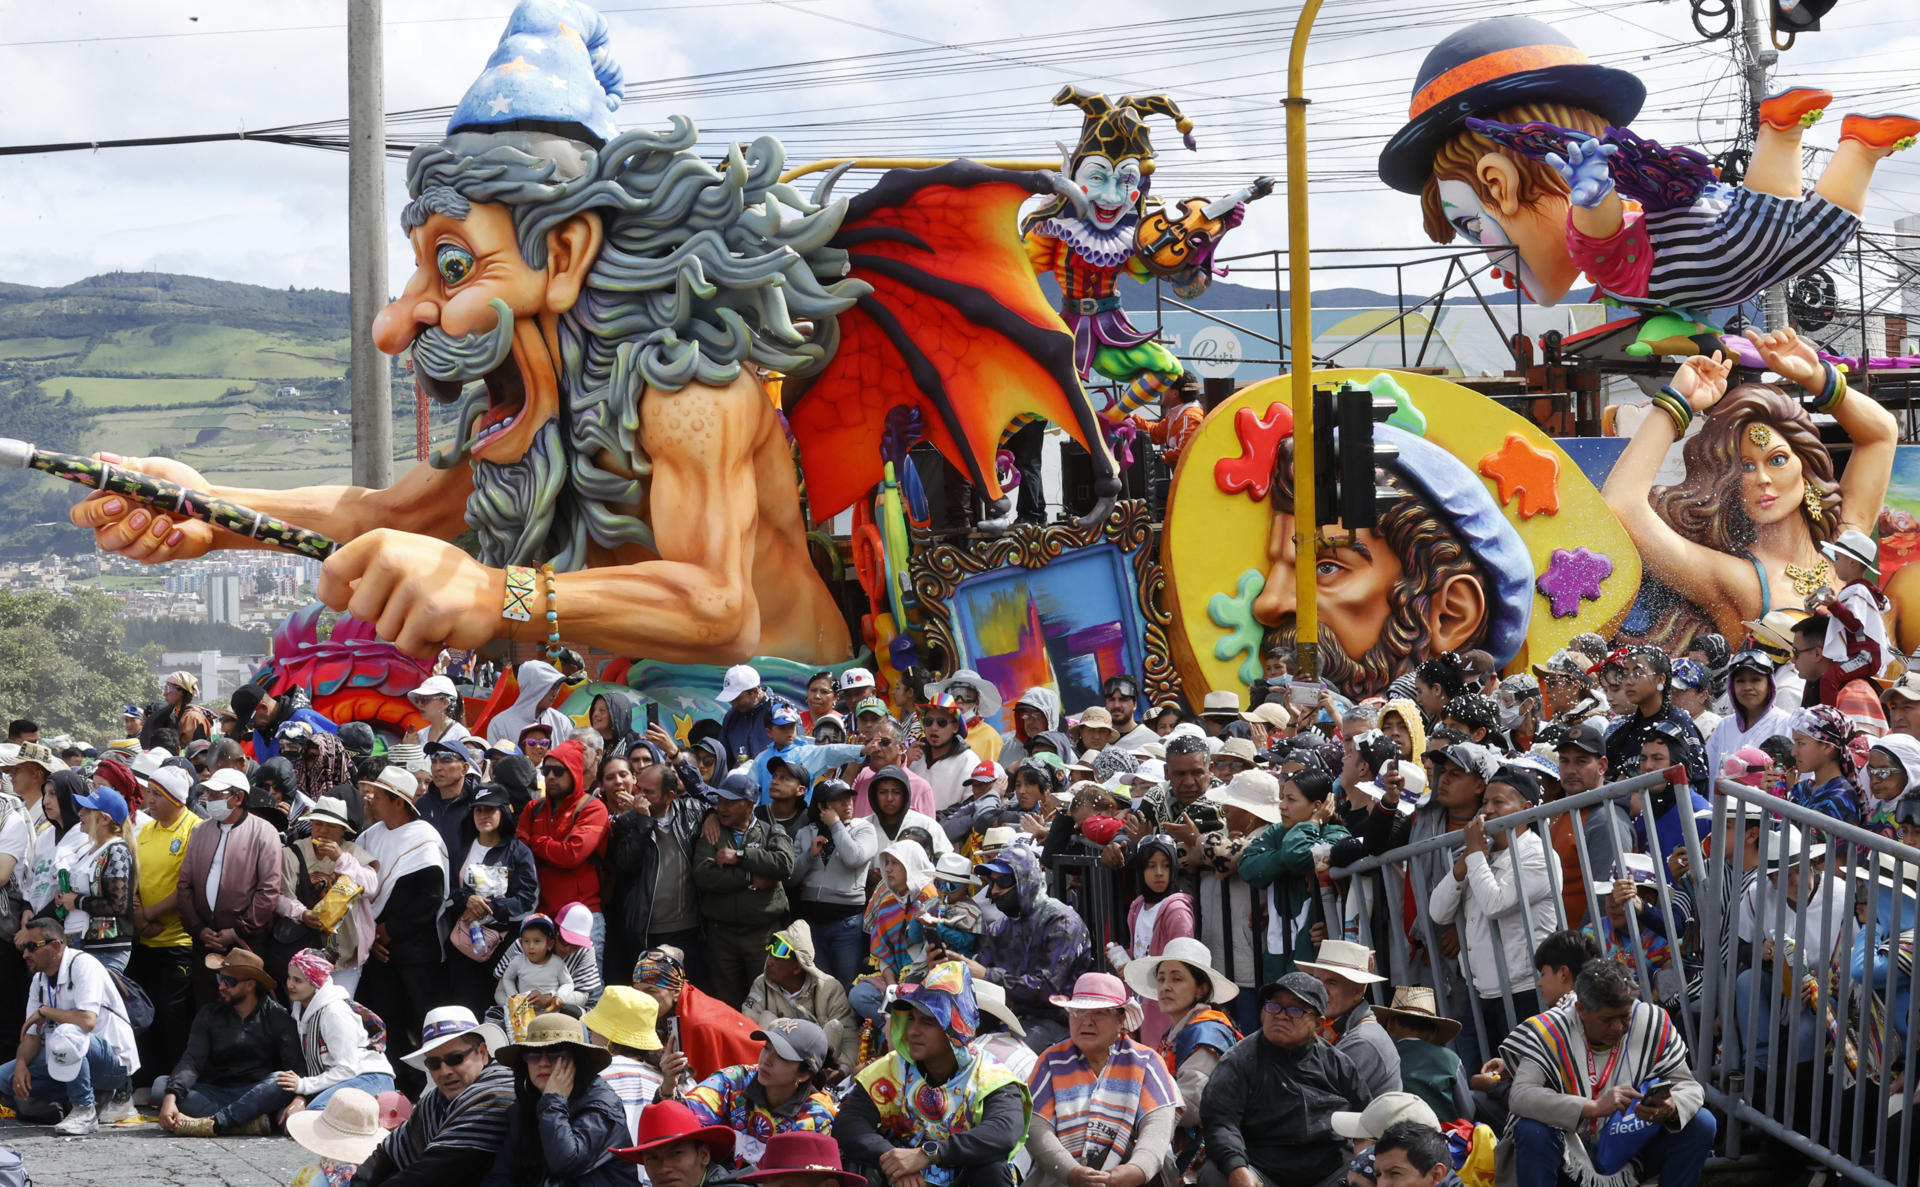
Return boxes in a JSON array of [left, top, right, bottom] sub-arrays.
[[489, 95, 513, 115], [548, 75, 568, 89]]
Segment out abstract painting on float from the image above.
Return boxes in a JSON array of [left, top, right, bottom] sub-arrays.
[[948, 543, 1145, 733]]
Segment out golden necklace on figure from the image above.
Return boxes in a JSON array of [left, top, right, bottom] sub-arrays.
[[1784, 559, 1833, 599]]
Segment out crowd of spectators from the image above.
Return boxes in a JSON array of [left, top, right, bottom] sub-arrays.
[[0, 612, 1910, 1187]]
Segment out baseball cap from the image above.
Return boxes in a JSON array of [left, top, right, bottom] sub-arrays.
[[771, 702, 802, 727], [1433, 741, 1499, 781], [717, 664, 762, 704], [1556, 720, 1607, 756], [1258, 970, 1329, 1014], [1884, 672, 1920, 703], [408, 675, 459, 705], [556, 902, 594, 948], [1331, 1091, 1441, 1141], [840, 668, 876, 692], [199, 768, 251, 798], [853, 697, 890, 720], [714, 771, 758, 801], [965, 761, 1004, 785], [74, 787, 129, 825], [753, 1018, 829, 1074]]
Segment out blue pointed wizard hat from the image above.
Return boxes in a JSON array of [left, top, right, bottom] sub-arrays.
[[448, 0, 625, 147]]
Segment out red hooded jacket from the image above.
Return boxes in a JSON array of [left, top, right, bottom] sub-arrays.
[[517, 738, 610, 913]]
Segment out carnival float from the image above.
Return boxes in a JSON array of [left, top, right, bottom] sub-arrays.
[[18, 2, 1920, 738]]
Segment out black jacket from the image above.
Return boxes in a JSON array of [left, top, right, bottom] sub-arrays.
[[480, 1076, 629, 1187], [604, 791, 707, 980], [1201, 1033, 1371, 1186], [168, 995, 304, 1095], [440, 835, 539, 958]]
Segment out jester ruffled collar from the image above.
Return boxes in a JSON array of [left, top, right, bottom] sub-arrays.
[[1033, 213, 1141, 270]]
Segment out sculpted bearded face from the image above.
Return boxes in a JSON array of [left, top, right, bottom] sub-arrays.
[[1251, 448, 1493, 700], [1071, 156, 1144, 229], [373, 200, 602, 469]]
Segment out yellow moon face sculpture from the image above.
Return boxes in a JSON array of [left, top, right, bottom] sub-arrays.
[[1162, 368, 1639, 701]]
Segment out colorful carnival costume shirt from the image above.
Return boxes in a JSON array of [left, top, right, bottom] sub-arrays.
[[845, 963, 1031, 1187], [685, 1064, 838, 1168]]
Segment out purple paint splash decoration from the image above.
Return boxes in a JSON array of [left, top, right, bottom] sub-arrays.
[[1536, 547, 1614, 618]]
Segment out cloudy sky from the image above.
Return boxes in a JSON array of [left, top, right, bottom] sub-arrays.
[[1, 0, 1914, 304]]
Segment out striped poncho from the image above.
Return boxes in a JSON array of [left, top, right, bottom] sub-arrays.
[[1028, 1036, 1181, 1168], [379, 1060, 514, 1173], [1498, 998, 1695, 1187]]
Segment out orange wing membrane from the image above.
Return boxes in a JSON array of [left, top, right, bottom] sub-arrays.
[[786, 161, 1120, 520]]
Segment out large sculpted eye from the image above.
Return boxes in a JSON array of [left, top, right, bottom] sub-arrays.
[[436, 243, 476, 288]]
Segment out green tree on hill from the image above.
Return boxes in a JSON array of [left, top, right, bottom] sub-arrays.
[[0, 383, 99, 558], [0, 589, 160, 740]]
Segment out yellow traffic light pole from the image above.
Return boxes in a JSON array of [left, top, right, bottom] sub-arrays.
[[1286, 0, 1326, 683]]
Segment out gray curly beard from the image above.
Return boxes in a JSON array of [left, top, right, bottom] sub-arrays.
[[465, 418, 570, 568]]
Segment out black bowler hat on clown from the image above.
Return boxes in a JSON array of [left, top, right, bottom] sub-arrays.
[[1377, 16, 1647, 195]]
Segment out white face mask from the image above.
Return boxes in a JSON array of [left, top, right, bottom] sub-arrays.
[[1498, 699, 1527, 731], [204, 796, 235, 823]]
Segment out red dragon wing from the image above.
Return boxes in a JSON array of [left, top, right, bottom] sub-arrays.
[[785, 162, 1119, 520]]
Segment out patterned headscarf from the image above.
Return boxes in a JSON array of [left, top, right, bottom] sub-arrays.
[[293, 732, 354, 802], [892, 960, 979, 1044], [633, 946, 688, 992], [288, 948, 334, 989], [165, 670, 199, 698]]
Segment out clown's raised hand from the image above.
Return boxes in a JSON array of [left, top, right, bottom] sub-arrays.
[[1546, 138, 1620, 210]]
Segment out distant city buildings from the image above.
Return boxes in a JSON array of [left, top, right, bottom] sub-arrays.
[[0, 552, 322, 630]]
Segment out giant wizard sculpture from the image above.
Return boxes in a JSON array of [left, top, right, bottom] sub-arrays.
[[69, 0, 1119, 667]]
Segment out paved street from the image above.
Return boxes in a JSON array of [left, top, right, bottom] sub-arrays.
[[0, 1117, 309, 1185]]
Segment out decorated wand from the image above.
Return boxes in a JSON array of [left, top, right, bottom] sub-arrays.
[[0, 438, 339, 562]]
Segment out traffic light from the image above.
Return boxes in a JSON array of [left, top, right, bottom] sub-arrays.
[[1306, 382, 1400, 532], [1336, 385, 1400, 532], [1311, 386, 1341, 528], [1771, 0, 1839, 39]]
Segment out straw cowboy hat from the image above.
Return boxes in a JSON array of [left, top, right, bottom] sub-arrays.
[[1371, 986, 1463, 1045], [1295, 939, 1387, 985], [497, 1013, 613, 1077], [1122, 936, 1239, 1004], [286, 1086, 386, 1165]]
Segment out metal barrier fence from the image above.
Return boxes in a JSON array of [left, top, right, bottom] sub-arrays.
[[1327, 769, 1920, 1187], [1699, 778, 1919, 1187]]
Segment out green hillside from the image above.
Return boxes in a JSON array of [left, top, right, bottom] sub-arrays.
[[0, 271, 443, 559]]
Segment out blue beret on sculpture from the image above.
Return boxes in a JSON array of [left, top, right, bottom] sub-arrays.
[[1373, 424, 1533, 669], [448, 0, 625, 146]]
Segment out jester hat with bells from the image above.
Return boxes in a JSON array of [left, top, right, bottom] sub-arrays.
[[1031, 87, 1198, 231]]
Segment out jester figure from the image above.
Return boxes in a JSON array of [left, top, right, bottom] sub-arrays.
[[71, 0, 1118, 667], [1378, 16, 1918, 322], [1022, 88, 1237, 423]]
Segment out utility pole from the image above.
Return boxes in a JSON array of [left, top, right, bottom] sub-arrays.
[[1284, 0, 1326, 682], [1738, 0, 1787, 331], [348, 0, 392, 489]]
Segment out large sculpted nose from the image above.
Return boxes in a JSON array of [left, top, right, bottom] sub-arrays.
[[373, 276, 440, 356]]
